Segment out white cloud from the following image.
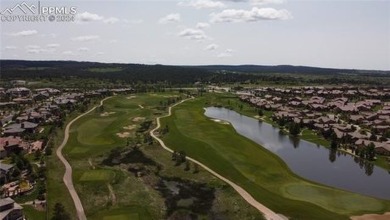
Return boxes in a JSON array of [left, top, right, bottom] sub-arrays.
[[62, 51, 75, 55], [250, 0, 284, 5], [5, 46, 17, 50], [159, 13, 181, 24], [25, 45, 55, 54], [217, 48, 233, 57], [179, 0, 226, 9], [78, 47, 90, 52], [178, 28, 208, 40], [103, 17, 120, 24], [46, 43, 60, 48], [77, 11, 104, 22], [9, 30, 38, 36], [196, 22, 210, 29], [109, 40, 118, 43], [97, 52, 104, 56], [205, 43, 219, 51], [72, 35, 100, 42], [210, 7, 292, 23]]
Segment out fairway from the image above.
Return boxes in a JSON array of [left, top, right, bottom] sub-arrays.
[[103, 214, 139, 220], [79, 170, 115, 182], [160, 94, 390, 219]]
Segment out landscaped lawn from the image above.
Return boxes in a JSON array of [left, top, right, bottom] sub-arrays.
[[160, 94, 390, 220]]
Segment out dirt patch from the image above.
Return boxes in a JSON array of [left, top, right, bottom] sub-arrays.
[[100, 112, 116, 117], [123, 125, 136, 130], [351, 212, 390, 220], [132, 117, 145, 122], [126, 96, 136, 99], [116, 132, 131, 138]]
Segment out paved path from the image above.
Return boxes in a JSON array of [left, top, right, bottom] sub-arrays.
[[150, 98, 285, 220], [56, 97, 112, 220]]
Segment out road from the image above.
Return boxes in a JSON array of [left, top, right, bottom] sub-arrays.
[[150, 97, 286, 220], [56, 97, 112, 220]]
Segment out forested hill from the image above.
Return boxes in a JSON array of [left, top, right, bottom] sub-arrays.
[[191, 65, 390, 75], [0, 60, 216, 84], [1, 60, 390, 86]]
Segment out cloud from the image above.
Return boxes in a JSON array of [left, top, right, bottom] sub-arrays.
[[5, 46, 17, 50], [62, 51, 75, 55], [179, 0, 225, 9], [46, 43, 60, 48], [9, 30, 38, 36], [159, 13, 181, 24], [78, 47, 90, 52], [196, 22, 210, 29], [205, 43, 219, 51], [217, 49, 233, 57], [109, 39, 118, 43], [72, 35, 100, 42], [103, 17, 120, 24], [250, 0, 284, 5], [96, 52, 104, 56], [210, 7, 292, 23], [77, 11, 104, 22], [178, 28, 208, 40], [25, 45, 56, 54]]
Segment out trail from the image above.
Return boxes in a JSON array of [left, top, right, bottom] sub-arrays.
[[150, 97, 286, 220], [56, 96, 112, 220], [107, 183, 116, 205]]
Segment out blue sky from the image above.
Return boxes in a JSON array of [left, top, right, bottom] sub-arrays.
[[1, 0, 389, 70]]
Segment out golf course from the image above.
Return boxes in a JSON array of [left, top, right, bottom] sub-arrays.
[[56, 93, 264, 220], [159, 94, 390, 220]]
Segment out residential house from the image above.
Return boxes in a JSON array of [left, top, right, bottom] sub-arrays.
[[0, 198, 23, 220]]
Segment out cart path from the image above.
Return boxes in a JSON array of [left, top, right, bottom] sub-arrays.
[[56, 96, 112, 220], [150, 97, 286, 220]]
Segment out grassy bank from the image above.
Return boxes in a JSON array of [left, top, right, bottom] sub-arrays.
[[160, 94, 390, 219]]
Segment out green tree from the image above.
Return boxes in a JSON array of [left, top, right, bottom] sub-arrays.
[[51, 203, 70, 220], [366, 143, 376, 161]]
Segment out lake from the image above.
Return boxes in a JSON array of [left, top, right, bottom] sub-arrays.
[[204, 107, 390, 200]]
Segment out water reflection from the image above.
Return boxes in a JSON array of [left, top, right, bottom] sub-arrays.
[[204, 107, 390, 200]]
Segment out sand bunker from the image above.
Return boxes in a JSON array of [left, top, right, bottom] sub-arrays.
[[211, 119, 229, 125], [123, 125, 136, 130], [116, 132, 131, 138], [126, 96, 136, 99], [132, 117, 145, 122], [100, 112, 116, 117], [351, 212, 390, 220]]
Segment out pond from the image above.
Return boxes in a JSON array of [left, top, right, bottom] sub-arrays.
[[204, 107, 390, 200]]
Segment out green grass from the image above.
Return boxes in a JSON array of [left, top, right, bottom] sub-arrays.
[[90, 207, 150, 220], [22, 205, 46, 220], [160, 94, 390, 219], [79, 170, 116, 182]]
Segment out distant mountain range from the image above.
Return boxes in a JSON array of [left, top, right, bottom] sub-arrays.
[[190, 65, 390, 75]]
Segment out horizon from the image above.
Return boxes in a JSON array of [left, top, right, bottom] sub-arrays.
[[1, 0, 389, 70], [2, 58, 390, 72]]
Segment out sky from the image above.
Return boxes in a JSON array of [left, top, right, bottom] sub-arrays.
[[0, 0, 389, 70]]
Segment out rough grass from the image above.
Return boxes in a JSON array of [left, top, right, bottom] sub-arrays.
[[79, 170, 116, 182], [160, 94, 390, 220]]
